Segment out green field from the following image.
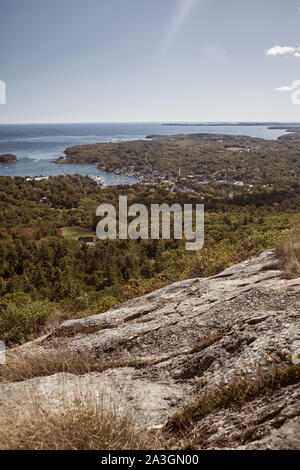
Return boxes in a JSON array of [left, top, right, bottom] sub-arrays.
[[60, 226, 96, 241]]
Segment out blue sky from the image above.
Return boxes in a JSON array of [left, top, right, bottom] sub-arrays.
[[1, 0, 300, 123]]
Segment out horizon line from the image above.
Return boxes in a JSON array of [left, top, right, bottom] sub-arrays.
[[1, 120, 300, 126]]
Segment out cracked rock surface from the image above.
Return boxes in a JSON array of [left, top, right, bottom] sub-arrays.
[[1, 250, 300, 448]]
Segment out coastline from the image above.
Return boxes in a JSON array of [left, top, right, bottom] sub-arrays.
[[52, 129, 300, 188], [1, 123, 299, 182]]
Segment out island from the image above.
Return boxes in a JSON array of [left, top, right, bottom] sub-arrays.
[[0, 153, 18, 163]]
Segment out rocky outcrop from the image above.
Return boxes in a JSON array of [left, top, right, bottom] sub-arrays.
[[185, 383, 300, 450], [1, 250, 300, 448], [0, 154, 18, 163]]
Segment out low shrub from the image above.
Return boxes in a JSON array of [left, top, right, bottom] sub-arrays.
[[0, 294, 54, 344], [165, 363, 300, 434]]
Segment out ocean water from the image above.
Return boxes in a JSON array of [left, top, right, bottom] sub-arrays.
[[0, 122, 286, 182]]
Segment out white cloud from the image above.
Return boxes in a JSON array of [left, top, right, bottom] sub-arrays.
[[274, 80, 300, 92], [159, 0, 197, 56], [274, 85, 294, 91], [266, 44, 300, 57]]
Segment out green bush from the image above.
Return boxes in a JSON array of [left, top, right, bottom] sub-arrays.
[[0, 294, 54, 344], [95, 296, 119, 313]]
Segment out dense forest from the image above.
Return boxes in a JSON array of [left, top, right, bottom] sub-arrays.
[[0, 162, 299, 344]]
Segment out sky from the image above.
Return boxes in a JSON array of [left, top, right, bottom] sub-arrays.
[[1, 0, 300, 123]]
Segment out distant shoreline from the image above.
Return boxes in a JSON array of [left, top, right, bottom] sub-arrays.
[[161, 123, 300, 141], [162, 122, 300, 128], [0, 123, 296, 179]]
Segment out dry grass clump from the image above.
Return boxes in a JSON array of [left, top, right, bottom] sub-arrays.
[[0, 348, 118, 384], [0, 348, 161, 449], [0, 329, 225, 384], [0, 394, 158, 450], [276, 230, 300, 279], [165, 362, 300, 434], [0, 347, 178, 383], [190, 330, 224, 354]]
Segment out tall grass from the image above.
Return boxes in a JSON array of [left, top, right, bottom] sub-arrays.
[[276, 230, 300, 279], [0, 348, 106, 383], [0, 392, 158, 450]]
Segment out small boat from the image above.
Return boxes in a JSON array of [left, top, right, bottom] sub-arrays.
[[94, 175, 104, 185]]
